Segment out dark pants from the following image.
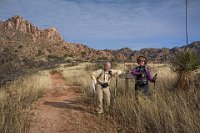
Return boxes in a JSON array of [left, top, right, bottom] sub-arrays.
[[135, 83, 149, 96]]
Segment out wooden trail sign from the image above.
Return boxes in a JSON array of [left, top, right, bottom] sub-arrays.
[[119, 73, 135, 96]]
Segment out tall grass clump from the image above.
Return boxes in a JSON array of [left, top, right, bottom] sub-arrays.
[[0, 71, 51, 133], [111, 80, 200, 133], [171, 49, 200, 90], [61, 63, 96, 97]]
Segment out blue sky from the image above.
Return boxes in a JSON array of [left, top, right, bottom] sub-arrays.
[[0, 0, 199, 50]]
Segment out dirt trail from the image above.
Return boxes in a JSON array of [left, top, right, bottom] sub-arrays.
[[29, 72, 117, 133]]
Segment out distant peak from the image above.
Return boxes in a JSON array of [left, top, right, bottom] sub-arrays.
[[117, 47, 133, 53], [6, 15, 31, 26], [119, 47, 132, 51], [3, 15, 38, 33], [10, 15, 23, 20], [2, 15, 64, 43]]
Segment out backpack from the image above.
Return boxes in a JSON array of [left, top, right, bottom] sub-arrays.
[[135, 66, 148, 87]]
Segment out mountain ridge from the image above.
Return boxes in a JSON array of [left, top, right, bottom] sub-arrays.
[[0, 15, 199, 84], [0, 15, 199, 63]]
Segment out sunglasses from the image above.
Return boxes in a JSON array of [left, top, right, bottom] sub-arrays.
[[139, 60, 145, 62]]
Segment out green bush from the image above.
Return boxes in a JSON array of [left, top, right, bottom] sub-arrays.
[[172, 49, 200, 72], [47, 55, 64, 61], [171, 49, 200, 90]]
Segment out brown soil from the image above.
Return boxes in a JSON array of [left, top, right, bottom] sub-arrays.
[[29, 72, 118, 133]]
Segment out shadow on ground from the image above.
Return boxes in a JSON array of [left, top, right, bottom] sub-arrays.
[[43, 98, 93, 114]]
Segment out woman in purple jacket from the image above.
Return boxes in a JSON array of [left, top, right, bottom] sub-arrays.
[[131, 56, 156, 96]]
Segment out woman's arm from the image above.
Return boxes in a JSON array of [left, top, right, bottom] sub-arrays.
[[146, 68, 155, 82], [131, 68, 141, 75]]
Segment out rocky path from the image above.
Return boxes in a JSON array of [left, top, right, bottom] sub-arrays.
[[29, 72, 117, 133]]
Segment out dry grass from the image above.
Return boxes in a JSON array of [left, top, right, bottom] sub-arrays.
[[111, 80, 200, 133], [0, 71, 51, 133], [61, 63, 95, 96], [60, 62, 200, 133]]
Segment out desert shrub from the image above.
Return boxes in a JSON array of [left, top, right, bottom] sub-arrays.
[[81, 51, 86, 57], [97, 57, 109, 61], [18, 45, 23, 49], [171, 49, 200, 90], [47, 55, 64, 61], [68, 54, 74, 57], [111, 58, 118, 62], [63, 54, 68, 58], [37, 50, 43, 55]]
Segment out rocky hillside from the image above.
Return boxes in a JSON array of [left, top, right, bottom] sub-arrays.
[[0, 15, 199, 83], [0, 16, 200, 63], [0, 16, 96, 60]]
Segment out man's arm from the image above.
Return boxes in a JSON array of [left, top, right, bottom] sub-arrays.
[[111, 69, 125, 76], [91, 69, 102, 83]]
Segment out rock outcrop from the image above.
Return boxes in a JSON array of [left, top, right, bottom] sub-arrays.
[[3, 16, 64, 44]]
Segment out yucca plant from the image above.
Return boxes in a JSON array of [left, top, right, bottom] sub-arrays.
[[171, 48, 200, 90]]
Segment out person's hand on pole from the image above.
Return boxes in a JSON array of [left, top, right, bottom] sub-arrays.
[[153, 69, 158, 82]]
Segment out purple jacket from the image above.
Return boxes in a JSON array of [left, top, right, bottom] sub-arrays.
[[131, 66, 154, 82]]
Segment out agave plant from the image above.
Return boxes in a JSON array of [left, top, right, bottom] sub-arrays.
[[171, 48, 200, 90]]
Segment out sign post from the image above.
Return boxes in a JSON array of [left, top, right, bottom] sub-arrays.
[[119, 73, 134, 97]]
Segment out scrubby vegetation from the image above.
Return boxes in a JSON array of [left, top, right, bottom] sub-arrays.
[[0, 71, 50, 133], [0, 61, 199, 133]]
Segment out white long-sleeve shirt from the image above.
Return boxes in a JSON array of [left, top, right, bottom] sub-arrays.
[[91, 69, 123, 84]]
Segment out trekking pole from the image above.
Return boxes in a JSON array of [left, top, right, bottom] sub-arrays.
[[153, 69, 158, 96], [114, 77, 118, 98], [92, 82, 96, 112], [112, 76, 118, 105], [153, 81, 156, 94]]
